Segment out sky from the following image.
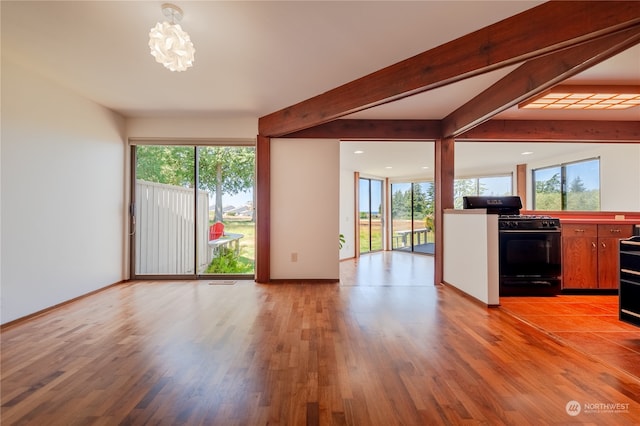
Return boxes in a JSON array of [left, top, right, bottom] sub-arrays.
[[225, 190, 253, 207], [534, 158, 599, 190]]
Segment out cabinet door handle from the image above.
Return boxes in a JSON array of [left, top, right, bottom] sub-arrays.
[[601, 242, 606, 248], [575, 229, 585, 233], [610, 229, 621, 233], [592, 242, 597, 248]]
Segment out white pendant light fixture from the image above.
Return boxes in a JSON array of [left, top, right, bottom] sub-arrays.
[[149, 3, 195, 72]]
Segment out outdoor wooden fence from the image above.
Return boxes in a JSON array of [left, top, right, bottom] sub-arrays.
[[135, 180, 210, 274]]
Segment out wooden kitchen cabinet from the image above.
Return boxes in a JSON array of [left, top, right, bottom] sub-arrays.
[[561, 222, 633, 289], [562, 224, 597, 289], [598, 224, 634, 288]]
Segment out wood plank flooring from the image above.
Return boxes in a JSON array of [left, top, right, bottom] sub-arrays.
[[2, 251, 640, 425]]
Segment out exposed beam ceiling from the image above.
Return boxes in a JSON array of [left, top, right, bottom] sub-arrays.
[[284, 120, 441, 140], [259, 1, 640, 137], [442, 25, 640, 138], [284, 119, 640, 143], [458, 120, 640, 142]]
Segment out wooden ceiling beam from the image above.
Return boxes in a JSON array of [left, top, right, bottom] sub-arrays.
[[441, 25, 640, 138], [457, 120, 640, 142], [282, 119, 640, 142], [259, 1, 640, 137], [281, 119, 441, 140]]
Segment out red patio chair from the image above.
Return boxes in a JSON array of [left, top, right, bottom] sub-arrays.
[[209, 222, 224, 240]]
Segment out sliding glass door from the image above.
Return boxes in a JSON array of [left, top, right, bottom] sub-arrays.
[[197, 146, 255, 275], [131, 144, 255, 278], [359, 177, 383, 253], [391, 181, 435, 254]]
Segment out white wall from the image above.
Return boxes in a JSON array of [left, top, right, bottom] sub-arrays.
[[1, 59, 126, 324], [126, 116, 257, 140], [599, 144, 640, 211], [271, 139, 340, 279], [443, 210, 499, 305]]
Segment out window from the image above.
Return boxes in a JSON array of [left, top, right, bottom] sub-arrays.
[[453, 174, 513, 209], [533, 158, 600, 211]]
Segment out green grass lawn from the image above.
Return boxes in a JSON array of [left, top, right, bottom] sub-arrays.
[[360, 220, 383, 252]]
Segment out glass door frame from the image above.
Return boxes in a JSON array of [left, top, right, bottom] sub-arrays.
[[128, 139, 255, 280], [358, 176, 384, 255], [390, 180, 435, 255]]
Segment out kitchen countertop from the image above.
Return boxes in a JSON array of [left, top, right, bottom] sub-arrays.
[[560, 218, 640, 224], [521, 211, 640, 225]]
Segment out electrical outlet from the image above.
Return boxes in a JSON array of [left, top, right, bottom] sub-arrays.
[[291, 252, 298, 262]]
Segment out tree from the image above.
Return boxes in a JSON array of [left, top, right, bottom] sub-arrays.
[[136, 146, 194, 186], [569, 176, 586, 192], [135, 146, 255, 222], [536, 172, 561, 193], [392, 188, 410, 219], [198, 147, 255, 222], [534, 172, 562, 210], [454, 178, 477, 209], [412, 184, 428, 219]]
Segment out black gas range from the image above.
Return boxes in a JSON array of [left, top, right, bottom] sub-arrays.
[[463, 196, 560, 228], [498, 215, 560, 230], [463, 196, 562, 296]]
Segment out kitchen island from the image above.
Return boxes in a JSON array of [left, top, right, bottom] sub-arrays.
[[442, 209, 640, 306]]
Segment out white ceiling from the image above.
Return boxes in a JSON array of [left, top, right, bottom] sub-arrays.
[[2, 1, 639, 178]]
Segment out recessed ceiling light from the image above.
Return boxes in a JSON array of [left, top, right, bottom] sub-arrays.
[[422, 166, 430, 169], [385, 166, 393, 169], [521, 151, 533, 155], [354, 150, 364, 154]]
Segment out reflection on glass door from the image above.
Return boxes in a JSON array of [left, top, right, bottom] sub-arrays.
[[132, 144, 255, 277], [359, 178, 383, 253], [391, 181, 435, 254]]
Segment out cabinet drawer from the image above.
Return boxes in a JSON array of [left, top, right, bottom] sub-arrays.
[[620, 280, 640, 327], [621, 251, 640, 275], [562, 223, 597, 237], [598, 224, 633, 237]]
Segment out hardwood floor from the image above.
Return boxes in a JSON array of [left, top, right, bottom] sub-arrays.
[[2, 251, 640, 425], [340, 251, 435, 287]]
